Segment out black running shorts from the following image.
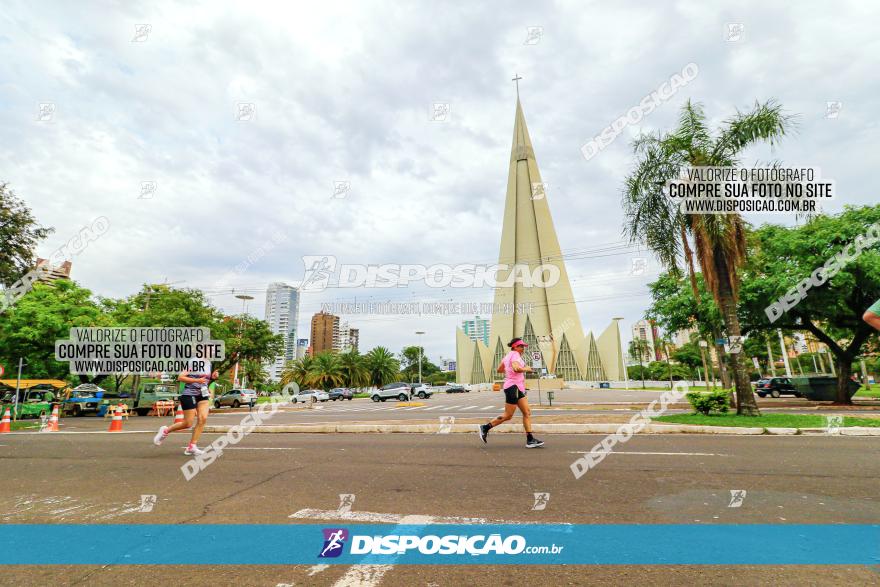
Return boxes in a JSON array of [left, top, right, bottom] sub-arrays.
[[179, 395, 207, 410], [503, 385, 526, 405]]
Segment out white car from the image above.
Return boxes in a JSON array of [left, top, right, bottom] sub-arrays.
[[293, 389, 329, 403]]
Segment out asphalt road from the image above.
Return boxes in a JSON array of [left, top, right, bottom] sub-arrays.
[[1, 431, 879, 585]]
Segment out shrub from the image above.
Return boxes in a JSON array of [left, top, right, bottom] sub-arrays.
[[686, 390, 730, 415]]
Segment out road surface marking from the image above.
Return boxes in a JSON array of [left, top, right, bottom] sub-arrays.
[[481, 406, 495, 410], [462, 405, 480, 410], [567, 451, 725, 456], [307, 564, 330, 576], [423, 406, 444, 411]]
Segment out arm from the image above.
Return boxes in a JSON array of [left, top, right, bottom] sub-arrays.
[[864, 310, 880, 332], [178, 370, 208, 384], [511, 360, 533, 374]]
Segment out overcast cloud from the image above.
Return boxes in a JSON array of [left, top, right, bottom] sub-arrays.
[[2, 0, 877, 361]]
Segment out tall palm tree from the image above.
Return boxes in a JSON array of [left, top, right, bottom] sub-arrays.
[[624, 100, 793, 415], [339, 350, 370, 389], [281, 355, 315, 389], [364, 346, 400, 387], [628, 338, 651, 389], [309, 352, 345, 391]]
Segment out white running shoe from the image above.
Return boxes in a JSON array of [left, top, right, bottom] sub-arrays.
[[184, 444, 205, 456], [153, 426, 168, 446]]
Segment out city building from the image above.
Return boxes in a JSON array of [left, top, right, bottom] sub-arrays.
[[310, 311, 340, 355], [462, 316, 490, 346], [454, 95, 625, 385], [336, 322, 359, 353], [35, 258, 72, 283], [263, 282, 299, 381], [295, 338, 309, 360], [631, 319, 661, 361]]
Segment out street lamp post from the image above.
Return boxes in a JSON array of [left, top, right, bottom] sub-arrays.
[[415, 331, 425, 384], [234, 294, 254, 388]]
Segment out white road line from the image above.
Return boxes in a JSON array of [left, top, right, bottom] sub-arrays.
[[567, 451, 726, 456], [422, 406, 444, 411], [402, 407, 423, 411], [462, 406, 480, 410], [480, 406, 495, 410]]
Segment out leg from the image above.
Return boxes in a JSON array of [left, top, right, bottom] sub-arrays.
[[517, 396, 532, 433], [488, 403, 517, 428], [166, 409, 195, 433], [189, 400, 210, 445]]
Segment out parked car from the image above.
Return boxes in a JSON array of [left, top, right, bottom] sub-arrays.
[[445, 384, 468, 393], [371, 382, 412, 402], [293, 389, 330, 403], [754, 377, 800, 398], [329, 388, 354, 401], [409, 383, 433, 399], [214, 389, 258, 408]]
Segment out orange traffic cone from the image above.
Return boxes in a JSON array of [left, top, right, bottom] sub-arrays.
[[172, 404, 184, 425], [43, 405, 60, 432], [108, 405, 124, 432], [0, 408, 11, 433]]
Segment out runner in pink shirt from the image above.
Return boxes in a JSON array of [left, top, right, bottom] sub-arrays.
[[478, 338, 544, 448]]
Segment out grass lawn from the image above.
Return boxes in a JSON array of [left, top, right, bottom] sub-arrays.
[[855, 387, 880, 398], [653, 413, 880, 428]]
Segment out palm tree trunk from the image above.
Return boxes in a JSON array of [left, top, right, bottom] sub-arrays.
[[714, 261, 760, 416]]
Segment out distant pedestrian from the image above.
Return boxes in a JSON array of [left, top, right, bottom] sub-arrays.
[[478, 338, 544, 448]]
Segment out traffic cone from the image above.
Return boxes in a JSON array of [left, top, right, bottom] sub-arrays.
[[172, 404, 184, 425], [44, 405, 60, 432], [0, 408, 11, 433], [108, 405, 124, 432]]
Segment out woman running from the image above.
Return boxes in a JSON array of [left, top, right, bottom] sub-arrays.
[[478, 338, 544, 448], [153, 359, 218, 455]]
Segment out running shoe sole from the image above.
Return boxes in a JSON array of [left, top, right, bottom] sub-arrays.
[[478, 426, 488, 444], [153, 426, 168, 446], [525, 441, 545, 448]]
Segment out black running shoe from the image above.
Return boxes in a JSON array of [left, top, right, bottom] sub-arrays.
[[478, 424, 489, 444], [525, 437, 544, 448]]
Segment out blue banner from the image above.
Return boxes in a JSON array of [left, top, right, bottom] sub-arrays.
[[1, 524, 878, 565]]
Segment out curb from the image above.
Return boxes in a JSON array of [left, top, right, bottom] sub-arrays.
[[201, 423, 880, 435]]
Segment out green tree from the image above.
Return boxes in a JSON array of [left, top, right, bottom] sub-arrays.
[[671, 342, 702, 375], [0, 183, 53, 286], [365, 346, 400, 387], [628, 338, 651, 388], [646, 271, 732, 388], [339, 350, 370, 388], [308, 352, 345, 391], [399, 345, 439, 381], [0, 280, 104, 382], [281, 355, 315, 389], [624, 100, 793, 414], [738, 205, 880, 403]]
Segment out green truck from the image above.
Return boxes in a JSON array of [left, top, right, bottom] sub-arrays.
[[98, 382, 182, 417], [0, 380, 68, 419]]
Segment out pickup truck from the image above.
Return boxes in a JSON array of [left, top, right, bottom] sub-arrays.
[[100, 382, 183, 416]]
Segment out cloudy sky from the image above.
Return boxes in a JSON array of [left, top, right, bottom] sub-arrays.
[[2, 0, 877, 363]]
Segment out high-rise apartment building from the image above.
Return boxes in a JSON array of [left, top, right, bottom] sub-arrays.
[[264, 282, 299, 381], [310, 311, 340, 355]]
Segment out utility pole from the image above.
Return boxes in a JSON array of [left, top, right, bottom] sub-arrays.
[[14, 357, 24, 422], [766, 340, 776, 376], [860, 358, 872, 390], [699, 340, 712, 390], [415, 331, 425, 384], [777, 329, 792, 377]]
